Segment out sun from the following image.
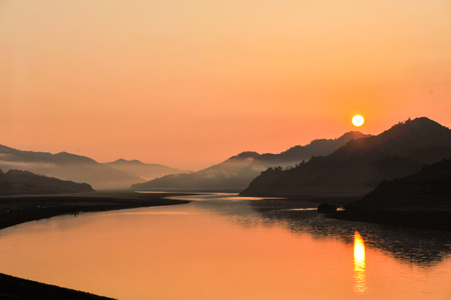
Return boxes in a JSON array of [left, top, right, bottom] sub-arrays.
[[352, 115, 364, 127]]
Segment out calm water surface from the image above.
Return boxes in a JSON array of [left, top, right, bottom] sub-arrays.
[[0, 193, 450, 300]]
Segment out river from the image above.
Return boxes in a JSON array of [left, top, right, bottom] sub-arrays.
[[0, 193, 450, 299]]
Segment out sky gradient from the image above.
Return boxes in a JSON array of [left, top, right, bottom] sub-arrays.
[[1, 0, 451, 170]]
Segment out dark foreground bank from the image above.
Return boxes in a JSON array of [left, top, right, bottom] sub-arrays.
[[0, 273, 115, 300], [0, 191, 190, 299]]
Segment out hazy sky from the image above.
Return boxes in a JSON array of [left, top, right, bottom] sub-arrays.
[[1, 0, 451, 170]]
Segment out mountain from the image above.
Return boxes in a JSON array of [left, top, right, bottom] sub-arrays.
[[334, 117, 451, 163], [131, 131, 369, 192], [131, 151, 265, 191], [0, 168, 94, 195], [332, 159, 451, 230], [257, 131, 368, 165], [0, 145, 143, 190], [0, 169, 14, 193], [241, 117, 451, 197], [104, 159, 189, 181], [344, 159, 451, 211]]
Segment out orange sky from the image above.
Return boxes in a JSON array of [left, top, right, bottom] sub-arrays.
[[1, 0, 450, 170]]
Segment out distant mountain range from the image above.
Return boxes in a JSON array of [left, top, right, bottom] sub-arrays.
[[132, 151, 266, 191], [241, 117, 451, 197], [131, 131, 369, 191], [104, 159, 189, 181], [0, 145, 187, 190], [0, 169, 94, 195]]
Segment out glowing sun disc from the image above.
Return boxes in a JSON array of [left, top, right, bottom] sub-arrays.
[[352, 115, 364, 127]]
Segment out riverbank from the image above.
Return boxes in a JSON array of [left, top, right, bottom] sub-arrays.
[[0, 191, 190, 230], [0, 191, 191, 299]]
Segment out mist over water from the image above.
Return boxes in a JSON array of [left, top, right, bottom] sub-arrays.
[[0, 194, 450, 299]]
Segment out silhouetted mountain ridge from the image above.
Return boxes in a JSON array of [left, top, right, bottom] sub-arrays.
[[241, 117, 451, 197], [132, 131, 369, 191], [113, 159, 144, 165], [104, 159, 190, 181], [258, 131, 368, 164], [228, 151, 261, 161], [335, 118, 451, 162]]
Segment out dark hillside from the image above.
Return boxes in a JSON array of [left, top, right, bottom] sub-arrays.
[[0, 169, 94, 195], [241, 117, 451, 197], [330, 159, 451, 230], [334, 117, 451, 162], [344, 159, 451, 211]]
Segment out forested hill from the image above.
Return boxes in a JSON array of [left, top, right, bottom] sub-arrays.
[[241, 117, 451, 197]]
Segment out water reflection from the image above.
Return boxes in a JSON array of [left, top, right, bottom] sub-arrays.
[[181, 196, 451, 268], [353, 231, 367, 294], [1, 194, 451, 300], [237, 199, 451, 267]]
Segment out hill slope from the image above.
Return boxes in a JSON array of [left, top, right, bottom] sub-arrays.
[[0, 169, 94, 195], [344, 159, 451, 212], [330, 159, 451, 230], [241, 117, 451, 197], [131, 131, 369, 191]]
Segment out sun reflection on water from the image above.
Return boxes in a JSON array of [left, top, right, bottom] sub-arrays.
[[354, 231, 367, 294]]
